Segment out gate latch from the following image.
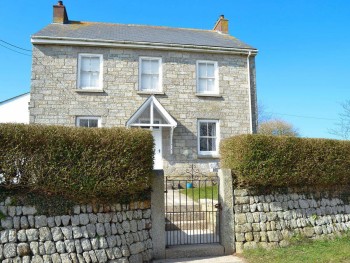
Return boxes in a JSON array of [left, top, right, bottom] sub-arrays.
[[214, 203, 222, 210]]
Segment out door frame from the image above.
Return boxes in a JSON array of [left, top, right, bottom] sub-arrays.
[[139, 118, 163, 170]]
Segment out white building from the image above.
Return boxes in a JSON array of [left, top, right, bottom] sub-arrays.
[[0, 92, 30, 124]]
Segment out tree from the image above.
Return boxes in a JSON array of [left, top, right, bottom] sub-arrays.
[[258, 119, 299, 136], [330, 100, 350, 140], [257, 101, 272, 124]]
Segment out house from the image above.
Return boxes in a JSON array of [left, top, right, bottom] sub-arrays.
[[30, 1, 258, 175], [0, 92, 30, 124]]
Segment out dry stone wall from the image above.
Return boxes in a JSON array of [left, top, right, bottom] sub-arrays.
[[234, 188, 350, 253], [0, 197, 152, 263]]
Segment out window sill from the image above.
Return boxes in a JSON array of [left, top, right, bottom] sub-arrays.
[[196, 93, 222, 98], [75, 89, 105, 94], [197, 154, 220, 159], [137, 91, 165, 95]]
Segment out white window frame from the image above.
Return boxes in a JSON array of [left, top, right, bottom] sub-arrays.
[[197, 119, 220, 156], [77, 53, 103, 90], [196, 60, 219, 94], [76, 116, 102, 128], [139, 57, 162, 92]]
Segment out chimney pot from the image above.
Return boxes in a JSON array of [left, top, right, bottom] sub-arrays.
[[213, 15, 229, 34], [58, 1, 63, 5]]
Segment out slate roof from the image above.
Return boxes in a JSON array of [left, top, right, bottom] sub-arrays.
[[32, 21, 256, 51]]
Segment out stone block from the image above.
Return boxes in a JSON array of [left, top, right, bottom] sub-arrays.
[[236, 196, 250, 205], [39, 227, 52, 241], [22, 206, 37, 215], [3, 243, 17, 258], [35, 216, 48, 228], [235, 213, 247, 224], [26, 229, 39, 241], [267, 231, 281, 242]]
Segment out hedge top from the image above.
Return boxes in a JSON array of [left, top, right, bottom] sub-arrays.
[[220, 134, 350, 188], [0, 124, 154, 203]]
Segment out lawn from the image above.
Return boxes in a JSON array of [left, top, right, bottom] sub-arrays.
[[243, 234, 350, 263], [180, 185, 218, 201]]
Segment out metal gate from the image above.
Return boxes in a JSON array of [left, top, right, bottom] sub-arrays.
[[165, 175, 221, 246]]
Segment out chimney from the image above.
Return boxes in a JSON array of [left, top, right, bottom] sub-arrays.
[[53, 1, 69, 24], [213, 15, 229, 34]]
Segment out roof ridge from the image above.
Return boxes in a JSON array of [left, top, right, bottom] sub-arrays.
[[68, 20, 219, 34]]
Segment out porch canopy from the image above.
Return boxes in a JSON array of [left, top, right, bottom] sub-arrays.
[[126, 96, 177, 153]]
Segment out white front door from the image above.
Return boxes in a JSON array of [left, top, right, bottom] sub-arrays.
[[152, 129, 163, 170]]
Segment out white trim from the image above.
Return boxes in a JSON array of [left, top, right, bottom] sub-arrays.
[[126, 95, 177, 128], [31, 37, 258, 55], [76, 116, 102, 127], [129, 123, 173, 127], [247, 51, 253, 133], [196, 60, 219, 95], [197, 119, 220, 156], [139, 57, 162, 92], [77, 53, 103, 90], [139, 118, 161, 130]]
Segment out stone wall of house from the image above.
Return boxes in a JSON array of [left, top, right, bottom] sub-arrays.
[[0, 198, 152, 262], [234, 187, 350, 253], [30, 45, 256, 175]]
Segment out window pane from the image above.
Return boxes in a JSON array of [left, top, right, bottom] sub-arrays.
[[140, 119, 151, 124], [142, 60, 151, 74], [79, 119, 89, 127], [208, 122, 216, 136], [151, 75, 159, 90], [90, 72, 99, 88], [81, 57, 90, 71], [198, 63, 206, 77], [200, 123, 208, 136], [208, 138, 216, 151], [200, 138, 208, 151], [198, 79, 206, 92], [141, 75, 151, 90], [89, 119, 98, 127], [80, 72, 90, 88], [90, 57, 100, 71], [207, 64, 215, 77], [207, 79, 214, 92], [151, 60, 159, 74]]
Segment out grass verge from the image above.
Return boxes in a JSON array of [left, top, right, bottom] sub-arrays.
[[243, 234, 350, 263]]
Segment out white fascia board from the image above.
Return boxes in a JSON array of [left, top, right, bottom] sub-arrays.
[[31, 37, 258, 55]]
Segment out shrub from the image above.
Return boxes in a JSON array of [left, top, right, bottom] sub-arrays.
[[220, 134, 350, 188], [0, 124, 154, 203]]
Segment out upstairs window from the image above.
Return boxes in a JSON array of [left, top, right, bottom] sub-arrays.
[[139, 57, 162, 92], [76, 116, 101, 128], [198, 120, 219, 155], [197, 61, 219, 94], [78, 54, 103, 90]]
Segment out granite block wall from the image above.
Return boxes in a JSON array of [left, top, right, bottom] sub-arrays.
[[0, 198, 152, 263], [233, 188, 350, 253]]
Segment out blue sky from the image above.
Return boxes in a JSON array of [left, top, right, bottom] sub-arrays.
[[0, 0, 349, 139]]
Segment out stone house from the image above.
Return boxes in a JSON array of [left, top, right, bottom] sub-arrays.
[[30, 1, 258, 175]]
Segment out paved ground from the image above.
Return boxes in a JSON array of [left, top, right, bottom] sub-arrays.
[[153, 255, 245, 263]]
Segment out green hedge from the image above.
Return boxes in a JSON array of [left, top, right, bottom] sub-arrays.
[[220, 134, 350, 188], [0, 124, 154, 203]]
